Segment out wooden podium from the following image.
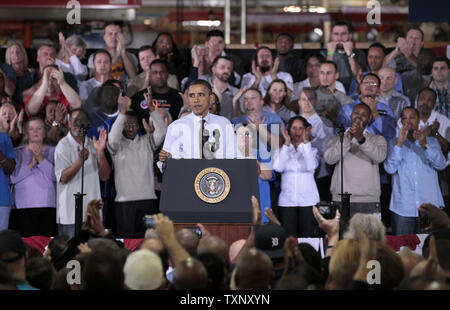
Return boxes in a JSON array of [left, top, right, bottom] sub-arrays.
[[160, 159, 260, 245]]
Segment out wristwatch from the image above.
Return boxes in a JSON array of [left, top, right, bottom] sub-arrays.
[[52, 121, 60, 127], [423, 143, 430, 150], [348, 52, 356, 59]]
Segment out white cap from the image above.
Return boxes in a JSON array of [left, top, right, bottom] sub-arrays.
[[124, 249, 164, 290]]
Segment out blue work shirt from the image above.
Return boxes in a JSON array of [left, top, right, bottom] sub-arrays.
[[384, 136, 446, 217]]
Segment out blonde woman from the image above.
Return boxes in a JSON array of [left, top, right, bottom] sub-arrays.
[[5, 41, 30, 77], [0, 103, 24, 146]]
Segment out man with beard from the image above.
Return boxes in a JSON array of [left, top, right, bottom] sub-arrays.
[[54, 108, 110, 237], [241, 46, 293, 99], [275, 33, 306, 83], [324, 103, 387, 218], [131, 59, 183, 129], [24, 65, 82, 117], [325, 21, 364, 92], [384, 106, 446, 235], [198, 56, 238, 120]]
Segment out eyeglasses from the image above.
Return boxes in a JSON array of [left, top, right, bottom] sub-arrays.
[[362, 81, 379, 87], [124, 123, 138, 128]]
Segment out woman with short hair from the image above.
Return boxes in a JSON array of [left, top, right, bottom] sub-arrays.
[[10, 117, 57, 237]]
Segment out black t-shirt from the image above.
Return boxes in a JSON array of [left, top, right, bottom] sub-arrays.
[[131, 87, 183, 128]]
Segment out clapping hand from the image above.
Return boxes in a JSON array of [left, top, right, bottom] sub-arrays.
[[397, 123, 409, 146], [93, 129, 107, 152], [343, 41, 354, 57], [82, 199, 107, 237]]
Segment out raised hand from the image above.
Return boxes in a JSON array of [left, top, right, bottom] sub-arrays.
[[116, 33, 126, 55], [8, 113, 18, 135], [82, 199, 107, 237], [413, 129, 427, 148], [349, 121, 364, 141], [282, 236, 305, 277], [17, 108, 24, 133], [248, 113, 266, 128], [251, 59, 262, 81], [312, 206, 340, 238], [264, 207, 281, 226], [281, 123, 291, 146], [397, 124, 409, 146], [327, 41, 337, 54], [55, 103, 68, 124], [143, 87, 154, 111], [418, 203, 450, 231], [118, 94, 132, 114], [251, 195, 262, 228], [29, 143, 44, 163], [50, 67, 65, 86], [93, 128, 107, 152], [343, 41, 354, 56], [430, 120, 440, 137], [77, 145, 90, 161], [303, 126, 312, 143], [270, 57, 280, 79], [142, 117, 155, 135]]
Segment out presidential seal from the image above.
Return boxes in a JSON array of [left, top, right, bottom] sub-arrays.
[[194, 167, 231, 203]]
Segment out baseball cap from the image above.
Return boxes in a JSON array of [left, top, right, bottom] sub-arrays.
[[0, 230, 26, 263], [124, 249, 164, 290], [254, 223, 287, 259]]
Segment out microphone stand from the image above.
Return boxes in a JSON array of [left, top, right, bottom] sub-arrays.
[[337, 126, 351, 233], [74, 127, 88, 235]]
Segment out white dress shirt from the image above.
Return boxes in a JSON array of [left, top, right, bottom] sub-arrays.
[[273, 143, 320, 207], [56, 55, 88, 81], [54, 132, 102, 225], [161, 112, 237, 161]]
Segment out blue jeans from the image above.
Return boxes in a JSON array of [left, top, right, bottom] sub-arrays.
[[58, 224, 75, 238], [391, 212, 419, 236], [0, 206, 11, 231]]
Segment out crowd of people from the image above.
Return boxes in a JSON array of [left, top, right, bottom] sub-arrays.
[[0, 21, 449, 290]]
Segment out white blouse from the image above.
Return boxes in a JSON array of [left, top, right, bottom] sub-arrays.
[[273, 143, 320, 207]]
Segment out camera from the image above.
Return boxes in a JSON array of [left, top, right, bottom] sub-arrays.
[[317, 202, 336, 220], [187, 227, 202, 239], [143, 215, 155, 228]]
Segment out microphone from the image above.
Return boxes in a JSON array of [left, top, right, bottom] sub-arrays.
[[377, 110, 387, 116]]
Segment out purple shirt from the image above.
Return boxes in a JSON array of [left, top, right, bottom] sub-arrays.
[[10, 145, 56, 209]]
